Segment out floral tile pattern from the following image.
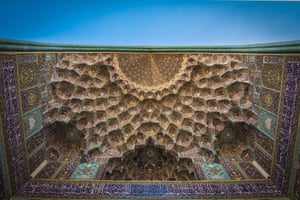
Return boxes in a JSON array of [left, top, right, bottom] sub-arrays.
[[258, 109, 277, 139], [70, 162, 100, 180], [200, 162, 231, 180], [17, 63, 39, 90], [260, 87, 280, 115], [20, 86, 41, 113], [23, 108, 43, 139], [261, 64, 283, 91]]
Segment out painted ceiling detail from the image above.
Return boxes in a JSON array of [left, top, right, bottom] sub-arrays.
[[0, 40, 300, 199]]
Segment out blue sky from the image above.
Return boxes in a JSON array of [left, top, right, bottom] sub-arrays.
[[0, 0, 300, 46]]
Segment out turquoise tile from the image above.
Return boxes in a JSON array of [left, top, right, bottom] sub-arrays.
[[70, 162, 100, 180], [200, 162, 230, 180], [23, 107, 43, 139], [258, 109, 277, 139]]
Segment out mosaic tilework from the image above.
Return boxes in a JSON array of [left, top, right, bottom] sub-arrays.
[[1, 53, 300, 199], [260, 87, 280, 115], [297, 153, 300, 199], [17, 54, 37, 63], [38, 53, 56, 70], [118, 54, 183, 88], [274, 61, 300, 192], [218, 154, 243, 163], [38, 53, 55, 113], [35, 161, 61, 179], [28, 148, 45, 173], [258, 109, 277, 139], [23, 108, 43, 139], [44, 123, 82, 164], [295, 169, 300, 199], [246, 55, 263, 69], [255, 147, 272, 174], [0, 117, 9, 200], [222, 162, 245, 180], [26, 129, 44, 154], [194, 165, 205, 180], [130, 184, 170, 197], [246, 55, 263, 115], [256, 131, 274, 156], [0, 159, 3, 198], [95, 164, 106, 179], [261, 64, 282, 91], [18, 63, 39, 90], [14, 54, 275, 197], [0, 55, 28, 192], [70, 162, 100, 180], [239, 162, 264, 179], [19, 182, 279, 197], [248, 55, 256, 64], [55, 160, 80, 180], [45, 147, 60, 161], [248, 68, 258, 84], [200, 162, 230, 180], [240, 148, 255, 162], [21, 87, 41, 113], [11, 198, 290, 200], [263, 56, 284, 65]]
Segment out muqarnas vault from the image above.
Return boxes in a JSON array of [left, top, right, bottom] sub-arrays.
[[0, 40, 300, 199]]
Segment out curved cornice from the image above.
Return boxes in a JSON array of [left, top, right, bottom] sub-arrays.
[[0, 38, 300, 52]]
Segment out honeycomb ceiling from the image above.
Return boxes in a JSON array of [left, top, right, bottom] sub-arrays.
[[0, 41, 300, 199], [39, 53, 260, 180]]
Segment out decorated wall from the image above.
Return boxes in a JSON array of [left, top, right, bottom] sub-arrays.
[[0, 39, 299, 199], [0, 162, 3, 199], [295, 160, 299, 199]]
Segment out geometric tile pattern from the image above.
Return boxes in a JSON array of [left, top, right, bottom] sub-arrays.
[[17, 54, 37, 63], [118, 54, 183, 88], [0, 125, 4, 199], [55, 160, 80, 180], [295, 168, 300, 199], [260, 87, 280, 115], [0, 55, 28, 193], [94, 164, 106, 180], [35, 161, 61, 179], [261, 64, 283, 90], [38, 53, 55, 114], [194, 165, 205, 180], [247, 54, 263, 67], [239, 162, 264, 179], [23, 108, 43, 139], [28, 148, 45, 173], [17, 63, 39, 90], [70, 162, 100, 180], [0, 167, 2, 199], [254, 147, 272, 174], [200, 162, 231, 180], [258, 109, 277, 139], [21, 87, 41, 113], [274, 61, 300, 193], [251, 58, 277, 180], [26, 129, 44, 154], [263, 56, 284, 65], [256, 131, 274, 156], [222, 162, 245, 180], [246, 55, 263, 115]]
